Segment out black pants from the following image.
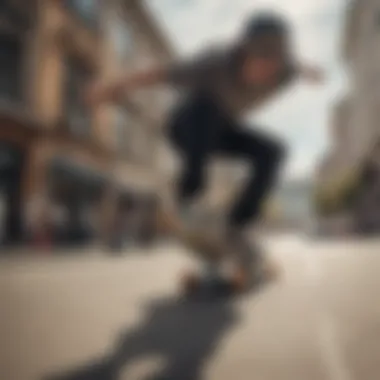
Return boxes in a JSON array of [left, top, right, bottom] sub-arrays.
[[168, 94, 286, 228]]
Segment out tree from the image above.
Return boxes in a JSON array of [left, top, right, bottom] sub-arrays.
[[314, 169, 361, 216]]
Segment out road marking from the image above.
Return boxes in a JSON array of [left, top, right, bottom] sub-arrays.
[[317, 314, 352, 380], [303, 249, 352, 380]]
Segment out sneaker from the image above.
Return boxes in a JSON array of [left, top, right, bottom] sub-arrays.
[[224, 227, 263, 275], [229, 266, 250, 292]]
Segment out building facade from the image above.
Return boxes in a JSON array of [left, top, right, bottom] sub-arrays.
[[315, 0, 380, 234], [0, 0, 173, 249]]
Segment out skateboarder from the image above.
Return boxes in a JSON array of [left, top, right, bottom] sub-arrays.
[[86, 12, 323, 283]]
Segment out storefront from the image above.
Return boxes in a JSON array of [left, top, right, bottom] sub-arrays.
[[109, 162, 161, 250], [106, 188, 157, 249], [47, 157, 109, 247], [0, 142, 25, 247]]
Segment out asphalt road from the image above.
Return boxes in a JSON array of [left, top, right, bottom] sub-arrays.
[[1, 235, 380, 380]]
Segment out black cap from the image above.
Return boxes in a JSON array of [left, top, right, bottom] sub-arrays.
[[243, 12, 290, 40]]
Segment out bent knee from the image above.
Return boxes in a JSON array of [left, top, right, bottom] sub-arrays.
[[270, 140, 287, 163], [254, 137, 287, 165]]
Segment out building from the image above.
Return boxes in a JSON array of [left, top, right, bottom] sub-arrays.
[[315, 0, 380, 234], [0, 0, 173, 248], [272, 180, 313, 231]]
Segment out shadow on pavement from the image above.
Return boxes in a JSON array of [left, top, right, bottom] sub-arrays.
[[45, 295, 241, 380]]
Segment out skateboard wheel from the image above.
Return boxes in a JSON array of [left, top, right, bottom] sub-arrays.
[[229, 269, 249, 293], [181, 271, 200, 294]]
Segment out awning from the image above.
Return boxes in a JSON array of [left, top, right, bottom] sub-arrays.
[[50, 157, 109, 188]]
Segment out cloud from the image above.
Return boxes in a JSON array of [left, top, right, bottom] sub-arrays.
[[146, 0, 347, 180]]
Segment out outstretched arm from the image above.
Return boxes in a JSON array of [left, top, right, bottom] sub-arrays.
[[85, 49, 219, 107], [85, 66, 169, 107], [298, 64, 325, 84]]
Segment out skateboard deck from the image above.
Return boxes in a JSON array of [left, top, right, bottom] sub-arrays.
[[180, 252, 279, 298], [156, 207, 280, 297], [180, 271, 241, 298], [157, 206, 229, 261]]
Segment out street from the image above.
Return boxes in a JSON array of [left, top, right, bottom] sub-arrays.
[[1, 235, 380, 380]]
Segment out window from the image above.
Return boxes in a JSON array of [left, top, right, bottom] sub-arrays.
[[0, 33, 22, 103], [0, 0, 33, 31], [0, 193, 5, 244], [0, 0, 36, 106], [65, 0, 99, 29], [109, 17, 134, 62], [114, 107, 132, 153], [64, 57, 92, 137]]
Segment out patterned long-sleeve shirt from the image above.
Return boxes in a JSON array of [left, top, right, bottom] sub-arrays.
[[165, 45, 298, 118]]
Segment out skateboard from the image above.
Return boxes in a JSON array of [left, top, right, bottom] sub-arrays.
[[156, 205, 230, 260], [180, 242, 280, 298], [157, 207, 279, 297]]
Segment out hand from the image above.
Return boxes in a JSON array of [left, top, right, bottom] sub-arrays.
[[83, 81, 121, 108], [83, 82, 106, 108], [301, 66, 325, 84]]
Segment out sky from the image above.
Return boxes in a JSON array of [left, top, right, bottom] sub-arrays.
[[146, 0, 349, 181]]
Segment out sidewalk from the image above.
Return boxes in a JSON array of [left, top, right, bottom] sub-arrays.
[[0, 244, 103, 257], [0, 241, 175, 270], [0, 244, 128, 268]]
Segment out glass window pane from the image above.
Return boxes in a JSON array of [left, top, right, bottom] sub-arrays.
[[109, 16, 134, 61], [0, 35, 22, 102], [114, 107, 132, 153], [64, 57, 91, 136], [66, 0, 99, 28]]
